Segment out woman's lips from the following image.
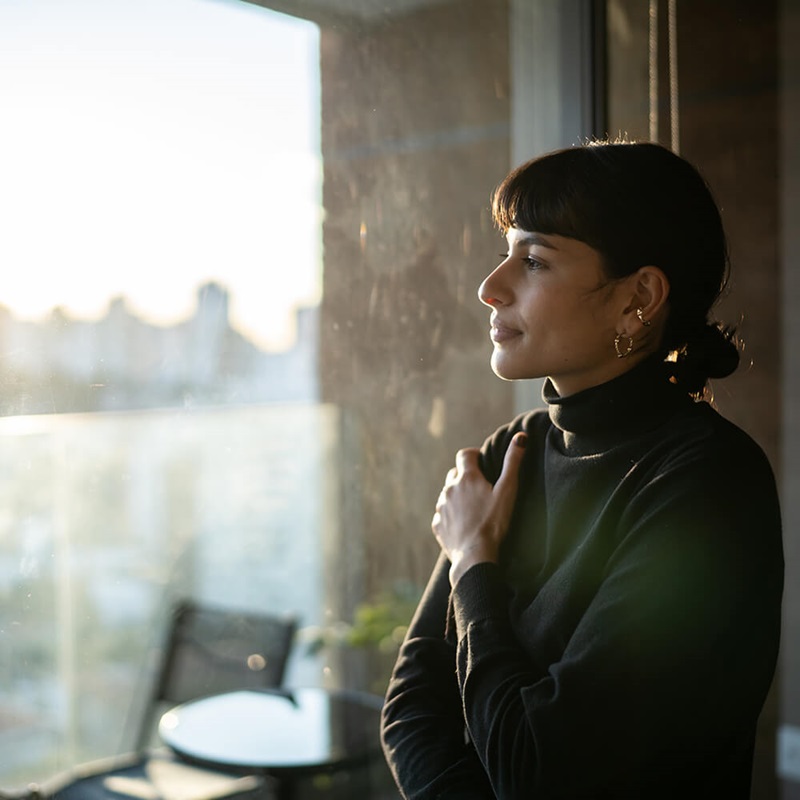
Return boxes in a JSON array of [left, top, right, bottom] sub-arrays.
[[490, 324, 522, 343]]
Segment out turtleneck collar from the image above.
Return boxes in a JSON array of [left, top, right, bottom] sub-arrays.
[[543, 357, 690, 456]]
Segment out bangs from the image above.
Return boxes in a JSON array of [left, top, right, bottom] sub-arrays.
[[490, 147, 616, 256]]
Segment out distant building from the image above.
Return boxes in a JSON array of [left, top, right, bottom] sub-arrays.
[[0, 282, 319, 416]]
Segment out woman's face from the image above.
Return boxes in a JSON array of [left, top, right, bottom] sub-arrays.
[[478, 228, 635, 396]]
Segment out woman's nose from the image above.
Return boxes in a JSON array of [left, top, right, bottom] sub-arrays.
[[478, 263, 508, 307], [479, 288, 500, 307]]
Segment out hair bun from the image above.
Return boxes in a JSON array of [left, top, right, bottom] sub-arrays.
[[669, 323, 740, 397]]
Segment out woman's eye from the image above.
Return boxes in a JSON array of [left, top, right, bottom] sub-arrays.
[[499, 252, 544, 270]]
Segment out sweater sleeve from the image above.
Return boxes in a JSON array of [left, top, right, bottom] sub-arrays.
[[451, 437, 783, 798], [380, 550, 495, 799], [379, 417, 534, 799]]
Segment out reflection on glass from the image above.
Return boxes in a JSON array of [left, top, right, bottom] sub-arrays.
[[0, 403, 340, 782]]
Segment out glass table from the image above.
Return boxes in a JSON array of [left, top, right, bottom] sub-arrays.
[[159, 687, 384, 799]]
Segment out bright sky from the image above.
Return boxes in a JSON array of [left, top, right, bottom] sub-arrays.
[[0, 0, 321, 350]]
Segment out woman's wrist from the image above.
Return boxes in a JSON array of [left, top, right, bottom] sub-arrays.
[[448, 545, 498, 587]]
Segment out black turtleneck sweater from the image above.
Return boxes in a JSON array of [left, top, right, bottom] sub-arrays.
[[380, 360, 783, 800]]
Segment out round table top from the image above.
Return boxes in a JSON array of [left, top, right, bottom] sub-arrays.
[[158, 687, 383, 774]]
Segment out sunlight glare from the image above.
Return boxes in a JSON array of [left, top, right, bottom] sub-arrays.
[[0, 0, 321, 351]]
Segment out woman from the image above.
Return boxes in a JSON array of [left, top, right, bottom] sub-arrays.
[[380, 142, 784, 799]]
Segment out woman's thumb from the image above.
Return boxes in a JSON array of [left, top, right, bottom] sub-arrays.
[[495, 432, 526, 495]]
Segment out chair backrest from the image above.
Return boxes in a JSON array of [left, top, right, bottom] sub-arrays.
[[135, 599, 297, 750]]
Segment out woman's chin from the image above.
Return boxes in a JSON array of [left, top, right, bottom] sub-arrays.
[[490, 356, 528, 382]]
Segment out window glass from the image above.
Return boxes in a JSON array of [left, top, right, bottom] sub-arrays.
[[0, 0, 565, 788], [0, 0, 325, 783]]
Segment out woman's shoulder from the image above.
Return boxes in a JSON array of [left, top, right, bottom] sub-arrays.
[[645, 399, 778, 498], [672, 399, 771, 463]]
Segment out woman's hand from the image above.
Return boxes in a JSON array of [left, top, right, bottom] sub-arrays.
[[432, 433, 527, 586]]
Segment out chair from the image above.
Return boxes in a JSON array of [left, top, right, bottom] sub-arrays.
[[34, 599, 298, 800], [135, 599, 298, 750]]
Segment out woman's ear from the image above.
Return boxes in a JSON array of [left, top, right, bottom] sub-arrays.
[[623, 266, 670, 328]]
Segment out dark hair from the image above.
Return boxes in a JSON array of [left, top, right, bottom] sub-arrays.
[[491, 141, 740, 398]]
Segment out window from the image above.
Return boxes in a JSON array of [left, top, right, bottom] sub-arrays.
[[0, 0, 599, 788], [0, 0, 325, 782]]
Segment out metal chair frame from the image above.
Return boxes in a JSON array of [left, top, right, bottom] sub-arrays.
[[135, 598, 298, 751], [12, 598, 297, 800]]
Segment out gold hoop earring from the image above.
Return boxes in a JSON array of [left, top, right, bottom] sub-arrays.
[[614, 332, 634, 358], [636, 307, 651, 327]]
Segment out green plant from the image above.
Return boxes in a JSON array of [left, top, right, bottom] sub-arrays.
[[304, 580, 421, 657]]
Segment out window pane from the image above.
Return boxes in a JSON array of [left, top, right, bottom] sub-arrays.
[[0, 0, 325, 783], [0, 0, 546, 789]]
